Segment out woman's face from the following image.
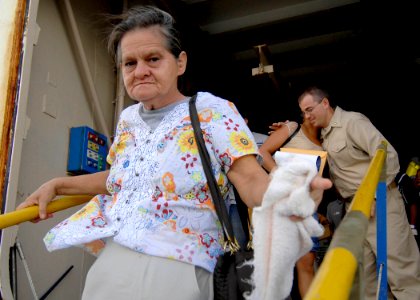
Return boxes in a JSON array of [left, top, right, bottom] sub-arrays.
[[120, 26, 186, 108]]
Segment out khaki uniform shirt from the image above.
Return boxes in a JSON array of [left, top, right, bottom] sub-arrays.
[[321, 106, 400, 198], [284, 127, 322, 151]]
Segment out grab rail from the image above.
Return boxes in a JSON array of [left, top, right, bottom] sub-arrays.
[[0, 195, 92, 229]]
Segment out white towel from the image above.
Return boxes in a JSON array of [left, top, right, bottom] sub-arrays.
[[245, 152, 324, 300]]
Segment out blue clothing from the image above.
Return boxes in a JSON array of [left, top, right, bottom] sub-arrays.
[[310, 213, 320, 252], [229, 204, 247, 249]]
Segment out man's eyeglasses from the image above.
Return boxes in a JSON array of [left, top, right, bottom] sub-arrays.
[[301, 101, 323, 117]]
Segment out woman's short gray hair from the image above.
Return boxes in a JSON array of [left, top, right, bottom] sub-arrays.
[[107, 5, 183, 64]]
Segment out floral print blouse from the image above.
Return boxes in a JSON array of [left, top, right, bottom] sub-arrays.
[[43, 92, 258, 272]]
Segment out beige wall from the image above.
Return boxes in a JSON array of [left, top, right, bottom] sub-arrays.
[[5, 0, 116, 299]]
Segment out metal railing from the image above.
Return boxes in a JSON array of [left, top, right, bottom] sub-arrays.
[[0, 195, 92, 229], [305, 141, 388, 299]]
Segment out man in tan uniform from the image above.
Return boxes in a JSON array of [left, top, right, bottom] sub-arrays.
[[297, 86, 420, 299]]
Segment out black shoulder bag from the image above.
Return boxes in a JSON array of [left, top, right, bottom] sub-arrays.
[[189, 95, 254, 300]]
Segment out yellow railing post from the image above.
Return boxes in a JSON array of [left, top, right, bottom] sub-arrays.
[[305, 141, 387, 300]]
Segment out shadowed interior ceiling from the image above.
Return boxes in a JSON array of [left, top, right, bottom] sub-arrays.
[[125, 0, 419, 166]]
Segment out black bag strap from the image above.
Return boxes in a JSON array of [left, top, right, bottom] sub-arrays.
[[189, 95, 249, 251]]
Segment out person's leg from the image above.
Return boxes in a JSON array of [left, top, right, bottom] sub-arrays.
[[295, 213, 321, 298], [296, 251, 316, 298], [362, 236, 380, 300], [364, 187, 420, 300], [82, 240, 212, 300], [383, 188, 420, 299], [82, 240, 143, 300]]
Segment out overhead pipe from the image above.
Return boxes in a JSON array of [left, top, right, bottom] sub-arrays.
[[113, 65, 125, 137], [112, 0, 128, 135], [58, 0, 111, 144]]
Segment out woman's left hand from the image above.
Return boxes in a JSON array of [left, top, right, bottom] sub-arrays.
[[309, 175, 333, 208]]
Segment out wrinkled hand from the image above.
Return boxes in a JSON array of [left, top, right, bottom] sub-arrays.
[[268, 120, 289, 135], [15, 179, 57, 221]]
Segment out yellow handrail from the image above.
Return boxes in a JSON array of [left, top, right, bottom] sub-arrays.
[[0, 195, 92, 229], [305, 141, 387, 300], [349, 143, 387, 218]]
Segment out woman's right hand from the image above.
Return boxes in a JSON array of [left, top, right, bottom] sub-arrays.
[[16, 171, 109, 222], [16, 179, 58, 221]]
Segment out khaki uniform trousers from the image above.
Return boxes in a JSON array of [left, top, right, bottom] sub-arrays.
[[363, 185, 420, 300]]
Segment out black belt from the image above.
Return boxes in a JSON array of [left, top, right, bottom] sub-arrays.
[[342, 195, 354, 202], [388, 181, 397, 189]]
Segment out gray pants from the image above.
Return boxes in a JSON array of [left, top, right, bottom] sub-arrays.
[[82, 240, 213, 300]]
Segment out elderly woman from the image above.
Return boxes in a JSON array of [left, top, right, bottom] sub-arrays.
[[17, 6, 331, 300]]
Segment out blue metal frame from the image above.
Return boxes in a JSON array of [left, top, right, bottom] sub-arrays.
[[376, 181, 387, 299]]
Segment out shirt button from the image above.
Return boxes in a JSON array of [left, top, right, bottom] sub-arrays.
[[140, 157, 144, 161], [135, 173, 139, 176], [116, 217, 121, 221], [149, 130, 153, 134], [146, 140, 151, 144]]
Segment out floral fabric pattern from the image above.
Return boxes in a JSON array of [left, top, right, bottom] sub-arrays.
[[43, 92, 258, 272]]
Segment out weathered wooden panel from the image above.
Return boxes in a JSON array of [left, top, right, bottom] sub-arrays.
[[0, 0, 27, 209]]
